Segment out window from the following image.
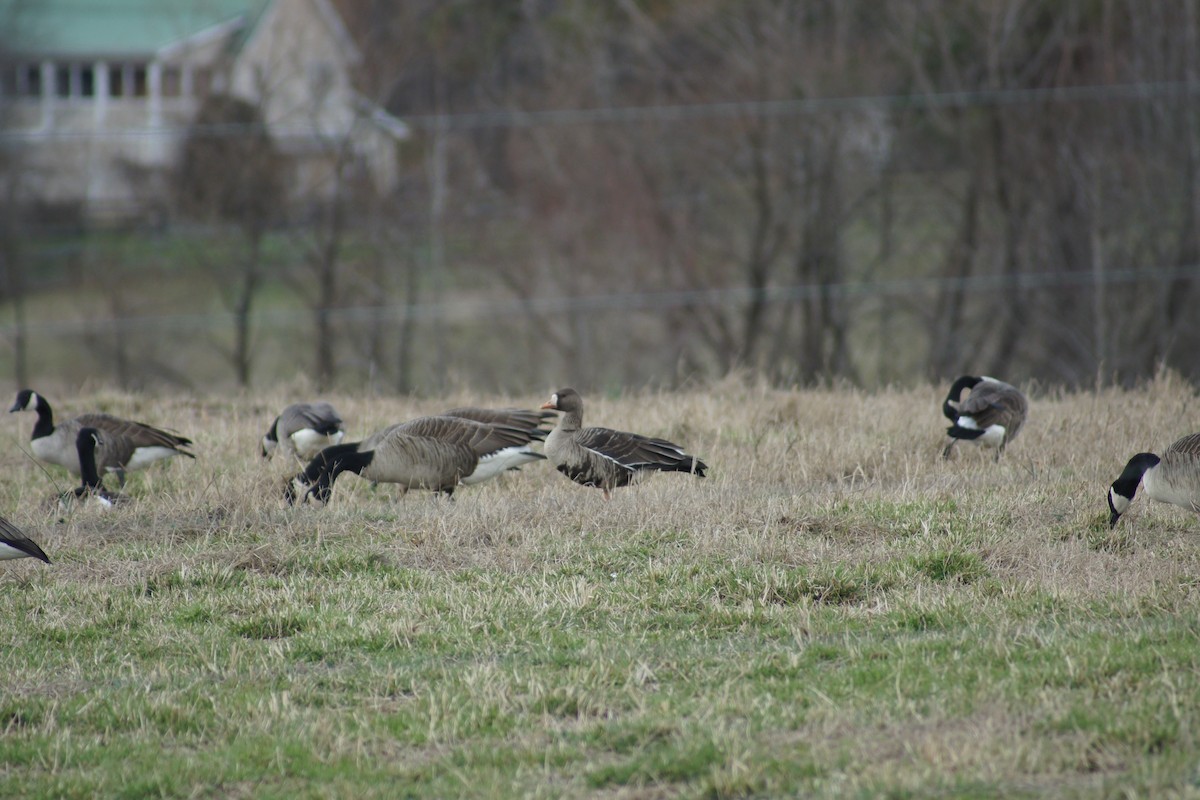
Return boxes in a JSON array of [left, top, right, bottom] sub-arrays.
[[111, 65, 125, 97], [80, 65, 94, 97], [21, 64, 41, 95], [132, 65, 147, 97], [55, 64, 70, 97]]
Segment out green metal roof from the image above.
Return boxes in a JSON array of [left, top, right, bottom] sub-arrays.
[[0, 0, 271, 59]]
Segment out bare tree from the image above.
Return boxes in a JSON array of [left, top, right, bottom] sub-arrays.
[[175, 94, 285, 387]]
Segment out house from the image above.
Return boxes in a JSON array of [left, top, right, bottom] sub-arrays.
[[0, 0, 406, 221]]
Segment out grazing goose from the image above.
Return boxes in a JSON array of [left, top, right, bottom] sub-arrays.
[[941, 376, 1028, 460], [60, 428, 124, 508], [10, 390, 194, 485], [286, 414, 545, 505], [0, 517, 50, 564], [1108, 433, 1200, 528], [261, 402, 345, 462], [540, 388, 707, 499]]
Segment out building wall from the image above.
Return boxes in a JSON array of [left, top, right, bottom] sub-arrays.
[[230, 0, 365, 199]]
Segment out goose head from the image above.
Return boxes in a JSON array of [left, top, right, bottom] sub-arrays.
[[1107, 452, 1160, 528], [260, 416, 282, 459], [9, 389, 39, 413], [541, 388, 582, 414], [942, 376, 982, 420]]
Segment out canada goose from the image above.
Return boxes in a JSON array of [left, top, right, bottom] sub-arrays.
[[1108, 433, 1200, 528], [0, 517, 50, 564], [286, 414, 546, 505], [540, 388, 708, 499], [261, 402, 345, 462], [60, 428, 124, 508], [10, 390, 194, 485], [941, 376, 1028, 460]]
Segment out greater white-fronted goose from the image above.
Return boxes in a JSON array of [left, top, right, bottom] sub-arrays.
[[540, 388, 708, 499], [60, 428, 124, 509], [10, 390, 194, 485], [0, 517, 50, 564], [1108, 432, 1200, 528], [941, 376, 1028, 460], [285, 414, 545, 505], [261, 402, 345, 462]]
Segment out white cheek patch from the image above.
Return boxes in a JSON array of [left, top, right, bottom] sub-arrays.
[[1109, 487, 1131, 515], [552, 394, 559, 407]]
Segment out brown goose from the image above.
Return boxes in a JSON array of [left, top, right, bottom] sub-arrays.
[[285, 414, 545, 505], [1108, 433, 1200, 528], [10, 390, 194, 485], [941, 376, 1028, 460], [540, 388, 707, 499], [261, 402, 345, 462], [0, 517, 50, 564]]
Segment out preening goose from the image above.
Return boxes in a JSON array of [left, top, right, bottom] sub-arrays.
[[10, 390, 194, 484], [261, 402, 345, 462], [0, 517, 50, 564], [540, 388, 708, 499], [60, 428, 124, 508], [1108, 433, 1200, 528], [941, 376, 1028, 460], [286, 414, 546, 505]]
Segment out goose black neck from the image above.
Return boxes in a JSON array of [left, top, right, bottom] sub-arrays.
[[30, 396, 54, 440], [76, 428, 104, 489], [946, 376, 981, 402], [1112, 452, 1160, 499]]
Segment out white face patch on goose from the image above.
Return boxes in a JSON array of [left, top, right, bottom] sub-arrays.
[[551, 393, 559, 407], [1108, 487, 1131, 516]]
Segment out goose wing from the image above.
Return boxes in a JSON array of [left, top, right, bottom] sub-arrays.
[[575, 426, 703, 474], [0, 517, 50, 563], [281, 402, 343, 436], [956, 383, 1027, 429], [400, 415, 536, 455], [75, 413, 193, 452], [1166, 432, 1200, 459], [443, 407, 555, 438]]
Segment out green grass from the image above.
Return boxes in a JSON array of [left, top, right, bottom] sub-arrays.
[[1, 379, 1199, 797]]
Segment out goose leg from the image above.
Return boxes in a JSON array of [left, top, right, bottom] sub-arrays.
[[941, 440, 956, 460]]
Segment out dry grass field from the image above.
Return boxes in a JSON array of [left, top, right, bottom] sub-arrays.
[[1, 375, 1199, 798]]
